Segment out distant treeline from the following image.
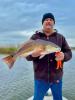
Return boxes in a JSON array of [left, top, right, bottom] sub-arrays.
[[0, 47, 18, 54]]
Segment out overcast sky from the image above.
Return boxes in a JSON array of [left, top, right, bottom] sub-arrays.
[[0, 0, 75, 40]]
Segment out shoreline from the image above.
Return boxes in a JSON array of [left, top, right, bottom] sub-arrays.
[[0, 47, 17, 54]]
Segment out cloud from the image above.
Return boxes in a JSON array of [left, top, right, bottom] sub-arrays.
[[0, 0, 48, 32], [0, 0, 75, 40]]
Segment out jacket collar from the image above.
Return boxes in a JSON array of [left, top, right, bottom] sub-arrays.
[[36, 29, 57, 37]]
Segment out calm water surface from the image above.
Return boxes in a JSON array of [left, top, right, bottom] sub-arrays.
[[0, 51, 75, 100]]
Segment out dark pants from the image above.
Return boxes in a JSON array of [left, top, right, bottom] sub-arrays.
[[33, 79, 62, 100]]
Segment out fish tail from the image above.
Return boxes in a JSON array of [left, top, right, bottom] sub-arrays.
[[3, 55, 16, 69]]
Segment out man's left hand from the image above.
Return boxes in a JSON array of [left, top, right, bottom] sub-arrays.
[[55, 52, 64, 61]]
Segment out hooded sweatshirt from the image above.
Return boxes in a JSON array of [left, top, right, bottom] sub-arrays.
[[26, 30, 72, 83]]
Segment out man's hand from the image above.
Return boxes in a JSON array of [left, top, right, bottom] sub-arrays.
[[55, 52, 64, 69], [32, 48, 44, 57], [55, 52, 64, 61]]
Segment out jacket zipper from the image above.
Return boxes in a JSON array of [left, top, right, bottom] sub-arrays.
[[47, 36, 50, 83]]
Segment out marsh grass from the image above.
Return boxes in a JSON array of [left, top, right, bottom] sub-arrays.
[[0, 47, 18, 54]]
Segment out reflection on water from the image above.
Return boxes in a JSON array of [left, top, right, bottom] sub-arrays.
[[0, 51, 75, 100]]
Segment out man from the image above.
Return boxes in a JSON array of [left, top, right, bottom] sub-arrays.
[[26, 13, 72, 100]]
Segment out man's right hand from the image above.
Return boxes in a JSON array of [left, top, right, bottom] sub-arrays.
[[32, 48, 44, 57]]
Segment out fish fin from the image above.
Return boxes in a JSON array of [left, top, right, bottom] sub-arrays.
[[2, 55, 16, 69], [40, 51, 49, 55], [39, 51, 49, 59], [39, 54, 46, 59]]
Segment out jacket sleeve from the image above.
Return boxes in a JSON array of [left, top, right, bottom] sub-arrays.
[[26, 55, 39, 61], [25, 33, 40, 61], [61, 36, 72, 62]]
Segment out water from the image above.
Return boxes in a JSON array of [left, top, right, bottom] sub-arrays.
[[0, 51, 75, 100]]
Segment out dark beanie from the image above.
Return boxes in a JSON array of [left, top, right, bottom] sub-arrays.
[[42, 13, 55, 24]]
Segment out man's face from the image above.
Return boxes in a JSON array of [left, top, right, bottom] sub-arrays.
[[43, 18, 54, 30]]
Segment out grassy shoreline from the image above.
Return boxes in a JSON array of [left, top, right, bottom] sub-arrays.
[[0, 47, 18, 54], [0, 46, 75, 54]]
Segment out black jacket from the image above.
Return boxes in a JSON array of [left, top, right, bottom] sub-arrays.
[[26, 31, 72, 83]]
